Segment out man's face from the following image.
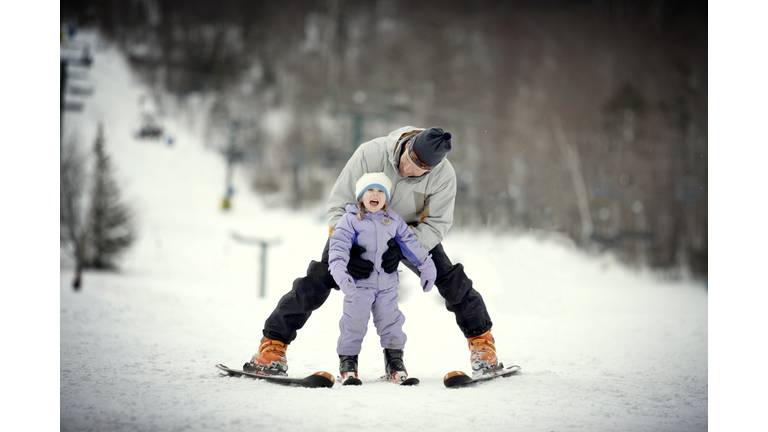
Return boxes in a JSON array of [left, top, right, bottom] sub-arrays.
[[399, 142, 431, 177]]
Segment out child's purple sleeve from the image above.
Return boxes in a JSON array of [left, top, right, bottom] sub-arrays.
[[393, 217, 431, 267]]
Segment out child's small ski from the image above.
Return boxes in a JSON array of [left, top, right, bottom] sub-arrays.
[[339, 373, 363, 386], [379, 374, 420, 386]]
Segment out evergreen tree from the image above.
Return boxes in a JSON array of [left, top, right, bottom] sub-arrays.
[[85, 123, 136, 269]]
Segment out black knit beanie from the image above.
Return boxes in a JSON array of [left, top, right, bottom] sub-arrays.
[[410, 127, 452, 168]]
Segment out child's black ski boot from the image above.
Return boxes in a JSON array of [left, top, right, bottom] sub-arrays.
[[339, 355, 362, 386], [383, 348, 409, 383]]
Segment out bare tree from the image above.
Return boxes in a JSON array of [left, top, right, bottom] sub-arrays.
[[60, 138, 89, 290]]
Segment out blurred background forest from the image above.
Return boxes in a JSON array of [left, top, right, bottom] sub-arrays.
[[60, 0, 707, 279]]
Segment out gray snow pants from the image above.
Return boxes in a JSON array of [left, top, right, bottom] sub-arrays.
[[262, 238, 493, 344]]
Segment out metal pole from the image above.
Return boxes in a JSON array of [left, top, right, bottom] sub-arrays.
[[222, 121, 239, 210], [231, 232, 280, 298], [259, 241, 267, 298]]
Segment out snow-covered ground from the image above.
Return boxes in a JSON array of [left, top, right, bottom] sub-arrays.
[[48, 31, 714, 431]]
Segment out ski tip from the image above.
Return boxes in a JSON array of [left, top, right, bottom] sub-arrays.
[[443, 370, 474, 388], [341, 377, 363, 386], [314, 371, 336, 384], [443, 370, 468, 381], [401, 377, 420, 386], [306, 372, 335, 388]]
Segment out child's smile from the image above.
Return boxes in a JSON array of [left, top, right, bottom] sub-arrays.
[[362, 187, 386, 213]]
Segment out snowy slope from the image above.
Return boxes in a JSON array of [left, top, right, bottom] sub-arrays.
[[57, 30, 708, 432]]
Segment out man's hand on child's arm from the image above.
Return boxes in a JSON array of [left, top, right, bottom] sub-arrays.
[[347, 244, 374, 279], [381, 239, 402, 273]]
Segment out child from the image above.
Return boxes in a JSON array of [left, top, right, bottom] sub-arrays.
[[328, 172, 437, 385]]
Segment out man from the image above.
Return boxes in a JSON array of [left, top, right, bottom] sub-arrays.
[[245, 126, 501, 376]]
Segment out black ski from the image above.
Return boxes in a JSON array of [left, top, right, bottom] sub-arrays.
[[341, 376, 363, 386], [215, 364, 335, 388], [338, 374, 417, 386], [443, 365, 521, 388], [380, 375, 420, 386]]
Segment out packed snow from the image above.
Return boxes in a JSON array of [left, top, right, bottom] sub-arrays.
[[50, 30, 712, 431]]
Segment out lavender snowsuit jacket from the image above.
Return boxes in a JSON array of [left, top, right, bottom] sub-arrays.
[[329, 204, 433, 289], [329, 204, 434, 354]]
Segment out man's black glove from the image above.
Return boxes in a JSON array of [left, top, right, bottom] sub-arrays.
[[347, 243, 374, 279], [381, 238, 403, 274]]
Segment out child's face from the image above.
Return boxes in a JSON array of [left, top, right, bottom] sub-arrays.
[[361, 187, 387, 213]]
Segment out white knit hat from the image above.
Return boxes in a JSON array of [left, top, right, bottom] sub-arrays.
[[355, 172, 392, 202]]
